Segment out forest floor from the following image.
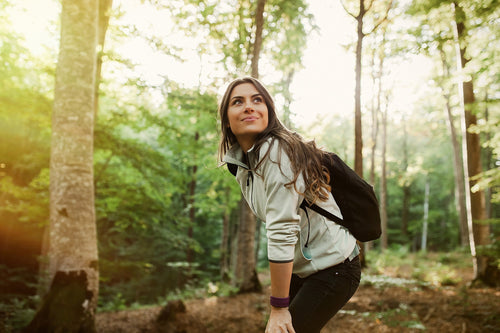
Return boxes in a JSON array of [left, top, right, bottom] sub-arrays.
[[96, 265, 500, 333]]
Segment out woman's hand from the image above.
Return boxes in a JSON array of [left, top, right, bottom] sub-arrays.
[[265, 307, 296, 333]]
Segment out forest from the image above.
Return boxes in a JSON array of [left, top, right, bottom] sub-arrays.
[[0, 0, 499, 332]]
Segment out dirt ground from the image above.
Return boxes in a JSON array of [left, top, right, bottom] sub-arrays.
[[96, 270, 500, 333]]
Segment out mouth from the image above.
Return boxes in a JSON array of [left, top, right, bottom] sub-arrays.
[[242, 116, 259, 121]]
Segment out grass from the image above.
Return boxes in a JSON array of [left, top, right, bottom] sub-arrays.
[[364, 245, 473, 287]]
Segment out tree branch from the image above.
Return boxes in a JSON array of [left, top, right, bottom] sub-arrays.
[[366, 0, 393, 36], [340, 0, 358, 19], [365, 0, 375, 13]]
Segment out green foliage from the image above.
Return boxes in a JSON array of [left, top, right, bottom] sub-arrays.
[[365, 246, 472, 287], [0, 265, 39, 331], [94, 76, 241, 305]]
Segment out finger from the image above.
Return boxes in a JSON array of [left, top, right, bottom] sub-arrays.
[[286, 323, 296, 333]]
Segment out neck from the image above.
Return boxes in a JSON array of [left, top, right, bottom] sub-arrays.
[[237, 137, 255, 153]]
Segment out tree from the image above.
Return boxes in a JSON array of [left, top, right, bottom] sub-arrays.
[[341, 0, 393, 176], [379, 92, 389, 250], [437, 44, 468, 247], [24, 0, 100, 331], [452, 1, 493, 286]]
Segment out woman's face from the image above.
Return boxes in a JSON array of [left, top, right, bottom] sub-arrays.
[[227, 83, 269, 151]]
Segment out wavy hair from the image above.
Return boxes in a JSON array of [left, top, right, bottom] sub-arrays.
[[218, 77, 330, 204]]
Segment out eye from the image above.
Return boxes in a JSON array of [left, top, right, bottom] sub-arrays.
[[253, 96, 263, 103], [231, 98, 242, 105]]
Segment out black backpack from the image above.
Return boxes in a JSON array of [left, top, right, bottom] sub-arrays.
[[227, 152, 381, 242], [299, 152, 381, 242]]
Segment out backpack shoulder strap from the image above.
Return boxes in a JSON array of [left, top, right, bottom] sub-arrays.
[[299, 201, 348, 230]]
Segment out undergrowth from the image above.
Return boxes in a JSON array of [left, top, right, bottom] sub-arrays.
[[364, 245, 472, 287]]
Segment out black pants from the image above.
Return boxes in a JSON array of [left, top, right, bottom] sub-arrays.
[[289, 256, 361, 333]]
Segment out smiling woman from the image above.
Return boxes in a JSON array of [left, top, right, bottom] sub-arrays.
[[219, 77, 360, 333], [227, 83, 269, 152]]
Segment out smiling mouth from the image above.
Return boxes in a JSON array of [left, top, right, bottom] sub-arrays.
[[243, 117, 258, 121]]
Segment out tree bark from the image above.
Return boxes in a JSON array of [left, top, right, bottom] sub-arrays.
[[26, 0, 99, 331]]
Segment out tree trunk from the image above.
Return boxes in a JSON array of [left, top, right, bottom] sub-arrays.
[[438, 45, 468, 247], [453, 2, 497, 286], [230, 0, 267, 293], [401, 185, 410, 238], [251, 0, 266, 78], [353, 0, 365, 177], [220, 188, 231, 282], [235, 200, 262, 293], [380, 96, 388, 250], [445, 93, 468, 247], [401, 120, 410, 238], [25, 0, 99, 331], [482, 95, 493, 220], [421, 179, 430, 252], [281, 71, 295, 129], [187, 132, 199, 263]]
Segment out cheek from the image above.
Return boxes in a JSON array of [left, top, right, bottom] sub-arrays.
[[263, 111, 269, 127], [227, 110, 237, 128]]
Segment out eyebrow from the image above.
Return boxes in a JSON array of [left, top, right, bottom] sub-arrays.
[[230, 93, 263, 101]]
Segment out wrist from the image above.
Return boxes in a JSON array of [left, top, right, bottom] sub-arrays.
[[270, 295, 290, 308]]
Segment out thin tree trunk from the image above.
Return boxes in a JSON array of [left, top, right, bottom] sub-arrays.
[[231, 0, 266, 293], [438, 44, 468, 247], [483, 93, 493, 220], [187, 133, 199, 263], [235, 200, 261, 293], [251, 0, 266, 78], [25, 0, 99, 331], [445, 95, 468, 246], [380, 95, 388, 250], [401, 185, 410, 237], [401, 120, 410, 238], [220, 187, 231, 282], [421, 179, 430, 252], [342, 0, 392, 177], [282, 71, 295, 129], [354, 0, 365, 176], [369, 73, 378, 186]]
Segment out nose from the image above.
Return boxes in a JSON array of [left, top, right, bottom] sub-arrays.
[[244, 101, 255, 112]]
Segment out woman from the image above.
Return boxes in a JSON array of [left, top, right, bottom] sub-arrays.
[[218, 77, 360, 333]]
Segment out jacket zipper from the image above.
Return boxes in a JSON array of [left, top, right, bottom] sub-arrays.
[[247, 170, 255, 212]]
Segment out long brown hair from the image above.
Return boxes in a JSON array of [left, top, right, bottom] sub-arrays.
[[218, 77, 330, 204]]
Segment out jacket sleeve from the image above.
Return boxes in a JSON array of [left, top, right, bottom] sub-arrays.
[[258, 141, 304, 263]]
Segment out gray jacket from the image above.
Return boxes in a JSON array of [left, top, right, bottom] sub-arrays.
[[223, 138, 357, 278]]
